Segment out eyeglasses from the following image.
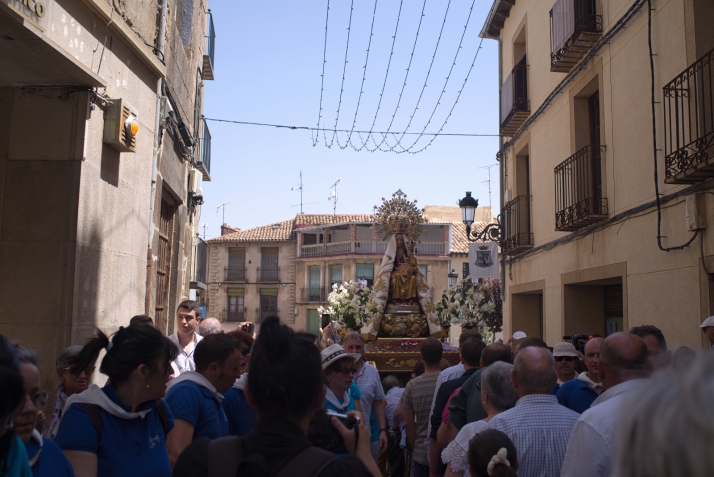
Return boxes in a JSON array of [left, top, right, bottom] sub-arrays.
[[336, 368, 356, 376], [63, 366, 96, 377], [554, 356, 577, 362], [240, 349, 250, 357], [27, 391, 50, 408]]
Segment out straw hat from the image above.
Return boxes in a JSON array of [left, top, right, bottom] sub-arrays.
[[552, 342, 579, 358], [320, 344, 361, 370]]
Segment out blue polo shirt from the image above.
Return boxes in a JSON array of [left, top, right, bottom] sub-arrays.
[[222, 387, 256, 436], [25, 436, 75, 477], [55, 383, 174, 477], [324, 382, 361, 414], [165, 380, 229, 440], [556, 378, 600, 414]]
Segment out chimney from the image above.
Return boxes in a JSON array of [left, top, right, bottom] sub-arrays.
[[221, 224, 240, 236]]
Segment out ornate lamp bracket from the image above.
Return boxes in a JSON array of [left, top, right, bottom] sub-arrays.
[[466, 216, 503, 243]]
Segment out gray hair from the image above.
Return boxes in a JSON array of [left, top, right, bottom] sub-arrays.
[[612, 354, 714, 477], [382, 375, 400, 393], [56, 345, 83, 371], [15, 344, 38, 366], [513, 347, 556, 394], [343, 331, 364, 344], [198, 317, 222, 336], [481, 361, 518, 412]]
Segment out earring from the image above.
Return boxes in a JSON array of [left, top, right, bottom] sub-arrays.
[[146, 383, 150, 389]]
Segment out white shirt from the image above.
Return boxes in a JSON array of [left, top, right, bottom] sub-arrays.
[[442, 419, 489, 477], [560, 379, 650, 477], [384, 387, 404, 432], [169, 332, 203, 377]]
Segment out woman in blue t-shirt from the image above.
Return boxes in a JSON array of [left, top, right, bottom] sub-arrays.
[[321, 344, 362, 417], [54, 324, 179, 477], [0, 335, 32, 477]]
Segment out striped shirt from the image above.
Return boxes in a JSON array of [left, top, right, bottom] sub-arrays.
[[488, 394, 579, 477], [353, 361, 385, 432], [399, 372, 439, 465]]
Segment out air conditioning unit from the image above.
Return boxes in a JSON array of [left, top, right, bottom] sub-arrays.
[[188, 169, 204, 199], [103, 98, 139, 153]]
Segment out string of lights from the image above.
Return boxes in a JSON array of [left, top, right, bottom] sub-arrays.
[[386, 0, 454, 152], [393, 0, 480, 154], [312, 0, 331, 147], [326, 0, 356, 148], [343, 0, 380, 151], [202, 117, 498, 136], [352, 0, 405, 152]]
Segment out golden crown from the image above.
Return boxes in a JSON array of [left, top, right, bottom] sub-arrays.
[[373, 190, 424, 242]]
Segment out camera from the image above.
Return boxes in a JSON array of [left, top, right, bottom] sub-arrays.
[[308, 408, 358, 455], [241, 322, 255, 335]]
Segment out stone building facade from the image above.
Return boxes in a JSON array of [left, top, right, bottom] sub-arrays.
[[0, 0, 214, 385], [482, 0, 714, 349]]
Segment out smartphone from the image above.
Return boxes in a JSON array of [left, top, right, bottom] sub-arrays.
[[241, 322, 255, 334], [321, 313, 331, 329]]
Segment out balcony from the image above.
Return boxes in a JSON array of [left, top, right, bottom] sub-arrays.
[[196, 120, 211, 181], [222, 310, 245, 322], [203, 12, 215, 80], [190, 238, 208, 289], [501, 196, 534, 255], [555, 145, 608, 231], [257, 267, 280, 282], [225, 267, 246, 282], [663, 47, 714, 184], [550, 0, 603, 73], [300, 287, 328, 302], [500, 64, 530, 136], [299, 241, 446, 258]]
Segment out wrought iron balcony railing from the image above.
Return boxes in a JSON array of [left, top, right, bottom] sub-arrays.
[[191, 238, 207, 287], [222, 310, 245, 322], [196, 120, 211, 181], [500, 64, 530, 136], [555, 145, 608, 231], [300, 287, 328, 302], [299, 241, 444, 258], [257, 267, 280, 282], [225, 267, 246, 282], [550, 0, 603, 72], [203, 12, 215, 80], [502, 196, 534, 255], [663, 47, 714, 184]]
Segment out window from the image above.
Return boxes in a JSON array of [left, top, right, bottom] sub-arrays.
[[260, 289, 278, 323], [419, 265, 428, 282], [227, 289, 244, 322], [356, 263, 374, 286], [303, 234, 317, 245], [227, 248, 246, 281], [260, 248, 279, 281], [307, 310, 320, 335], [330, 264, 343, 286]]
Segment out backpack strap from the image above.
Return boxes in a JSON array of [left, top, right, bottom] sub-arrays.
[[154, 399, 169, 437], [275, 446, 338, 477], [80, 403, 103, 443]]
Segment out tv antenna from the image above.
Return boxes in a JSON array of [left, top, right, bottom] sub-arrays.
[[328, 178, 341, 215], [479, 164, 498, 210], [217, 201, 232, 226], [291, 171, 305, 214], [202, 223, 208, 240]]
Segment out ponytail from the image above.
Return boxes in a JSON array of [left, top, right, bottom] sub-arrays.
[[468, 429, 518, 477], [71, 324, 178, 385]]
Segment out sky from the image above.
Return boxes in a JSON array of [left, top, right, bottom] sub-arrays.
[[200, 0, 500, 239]]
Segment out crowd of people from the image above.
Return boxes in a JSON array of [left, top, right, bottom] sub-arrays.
[[1, 299, 714, 477]]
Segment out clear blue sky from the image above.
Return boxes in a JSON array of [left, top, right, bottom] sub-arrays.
[[201, 0, 500, 238]]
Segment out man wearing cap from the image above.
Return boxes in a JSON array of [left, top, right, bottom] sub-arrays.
[[700, 315, 714, 353], [556, 337, 604, 413], [553, 342, 580, 386]]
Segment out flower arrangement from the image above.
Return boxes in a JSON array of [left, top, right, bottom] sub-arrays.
[[318, 280, 383, 331], [435, 278, 502, 341]]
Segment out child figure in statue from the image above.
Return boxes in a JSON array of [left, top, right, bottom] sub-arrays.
[[388, 234, 419, 303]]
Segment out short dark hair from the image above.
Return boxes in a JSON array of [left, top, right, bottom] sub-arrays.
[[412, 361, 425, 377], [70, 324, 178, 386], [461, 338, 486, 367], [14, 345, 38, 366], [481, 343, 513, 367], [518, 337, 548, 351], [468, 429, 518, 477], [194, 334, 243, 372], [420, 337, 443, 366], [459, 329, 482, 345], [129, 315, 154, 327], [248, 316, 323, 420], [177, 300, 201, 318], [629, 325, 667, 351], [324, 356, 354, 378]]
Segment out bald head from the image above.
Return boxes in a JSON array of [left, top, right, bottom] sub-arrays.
[[198, 317, 222, 336], [599, 332, 650, 389], [513, 346, 557, 396]]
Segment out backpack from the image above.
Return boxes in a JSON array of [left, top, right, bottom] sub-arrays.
[[207, 436, 338, 477], [81, 399, 170, 443]]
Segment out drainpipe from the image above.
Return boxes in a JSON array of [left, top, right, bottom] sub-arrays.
[[497, 37, 506, 305], [145, 0, 168, 314]]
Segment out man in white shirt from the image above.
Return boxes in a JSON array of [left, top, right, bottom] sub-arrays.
[[169, 300, 204, 377], [560, 332, 652, 477]]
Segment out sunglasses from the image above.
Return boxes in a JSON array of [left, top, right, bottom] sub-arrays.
[[554, 356, 577, 362], [240, 348, 250, 357], [335, 368, 356, 376], [63, 366, 96, 377]]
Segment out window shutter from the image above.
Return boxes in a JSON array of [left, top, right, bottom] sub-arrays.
[[260, 288, 279, 296], [356, 263, 374, 280], [330, 265, 343, 284], [307, 310, 320, 335], [227, 288, 244, 297]]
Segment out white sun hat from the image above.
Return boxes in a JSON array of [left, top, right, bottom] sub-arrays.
[[320, 344, 361, 370]]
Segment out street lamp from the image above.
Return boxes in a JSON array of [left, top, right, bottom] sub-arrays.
[[458, 191, 503, 242], [448, 270, 459, 288]]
